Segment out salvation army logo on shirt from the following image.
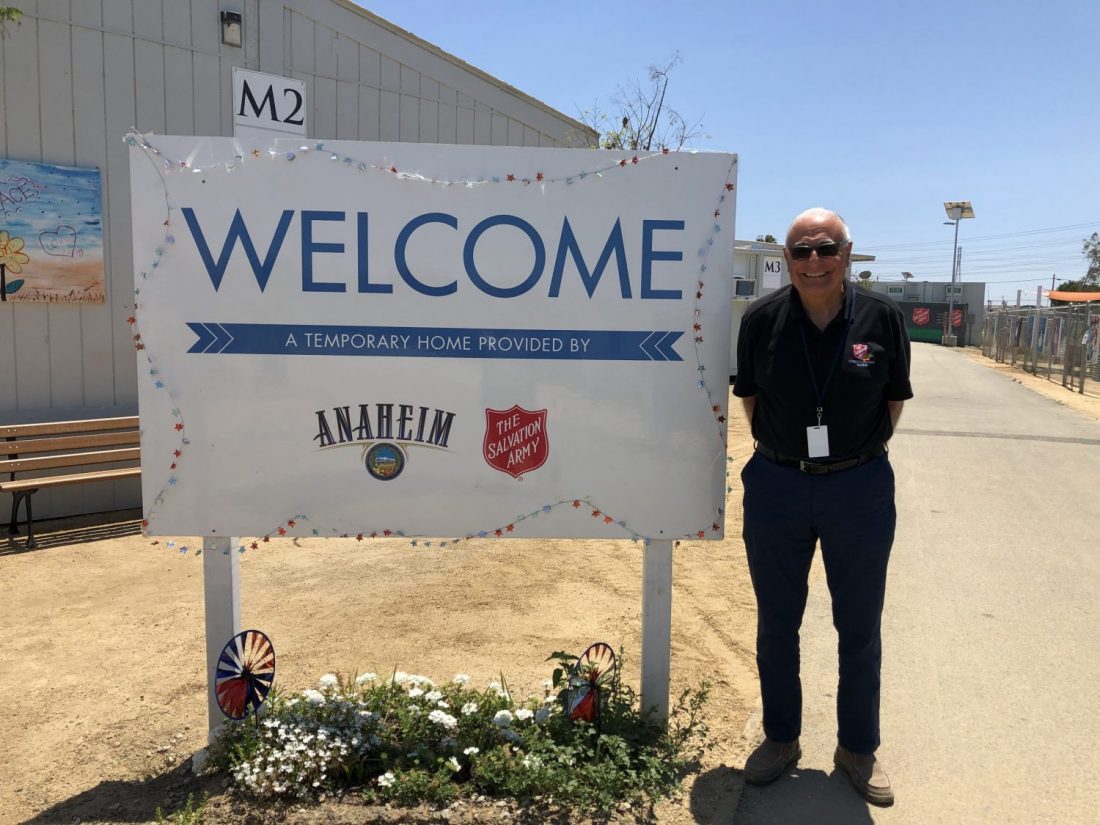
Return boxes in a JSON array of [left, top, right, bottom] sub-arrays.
[[849, 343, 874, 367]]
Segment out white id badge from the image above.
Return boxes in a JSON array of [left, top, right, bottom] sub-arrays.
[[806, 425, 830, 458]]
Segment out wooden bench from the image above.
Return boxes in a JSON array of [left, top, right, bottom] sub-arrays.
[[1, 416, 141, 549]]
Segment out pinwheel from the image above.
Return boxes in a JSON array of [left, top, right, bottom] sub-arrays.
[[215, 629, 276, 720]]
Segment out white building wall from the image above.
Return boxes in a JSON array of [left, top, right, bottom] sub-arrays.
[[0, 0, 589, 520]]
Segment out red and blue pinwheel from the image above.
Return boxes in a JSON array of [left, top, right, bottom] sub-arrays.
[[567, 642, 617, 727], [215, 629, 276, 720]]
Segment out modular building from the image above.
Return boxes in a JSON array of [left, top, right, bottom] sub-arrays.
[[863, 280, 987, 347], [0, 0, 592, 522]]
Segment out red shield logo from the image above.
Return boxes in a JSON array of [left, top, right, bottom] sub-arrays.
[[912, 307, 930, 326], [484, 406, 549, 479], [852, 343, 869, 360], [951, 309, 963, 328]]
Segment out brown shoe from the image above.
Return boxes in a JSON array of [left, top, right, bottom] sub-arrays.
[[834, 745, 894, 806], [743, 737, 801, 785]]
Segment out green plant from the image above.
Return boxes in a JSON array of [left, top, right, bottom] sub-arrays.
[[211, 655, 711, 814], [0, 7, 22, 39], [154, 791, 209, 824]]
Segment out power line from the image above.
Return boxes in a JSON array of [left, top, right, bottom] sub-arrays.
[[861, 220, 1100, 251]]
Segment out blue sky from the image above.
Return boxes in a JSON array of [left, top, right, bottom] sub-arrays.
[[360, 0, 1099, 304]]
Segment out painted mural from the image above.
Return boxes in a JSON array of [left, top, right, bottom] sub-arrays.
[[0, 158, 104, 303]]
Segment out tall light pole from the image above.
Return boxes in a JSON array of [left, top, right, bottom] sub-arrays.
[[942, 201, 975, 346]]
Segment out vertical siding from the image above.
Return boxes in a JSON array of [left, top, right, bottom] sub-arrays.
[[1, 0, 585, 520]]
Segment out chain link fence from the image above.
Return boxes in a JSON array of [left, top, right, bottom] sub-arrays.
[[980, 304, 1100, 393]]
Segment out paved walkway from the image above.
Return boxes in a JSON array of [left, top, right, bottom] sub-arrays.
[[733, 342, 1100, 824]]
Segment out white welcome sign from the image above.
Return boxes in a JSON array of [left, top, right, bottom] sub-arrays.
[[128, 137, 736, 541]]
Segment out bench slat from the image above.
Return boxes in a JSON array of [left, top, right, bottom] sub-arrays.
[[0, 447, 141, 475], [0, 430, 140, 457], [0, 416, 139, 439], [0, 466, 141, 493]]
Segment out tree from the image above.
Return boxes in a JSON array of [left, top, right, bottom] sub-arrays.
[[0, 7, 22, 39], [756, 234, 778, 244], [1050, 233, 1100, 304], [577, 54, 706, 152]]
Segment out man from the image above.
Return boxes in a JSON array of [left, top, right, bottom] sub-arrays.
[[734, 208, 912, 806]]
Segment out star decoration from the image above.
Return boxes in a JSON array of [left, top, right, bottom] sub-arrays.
[[725, 183, 734, 191], [288, 520, 296, 527], [592, 510, 600, 517], [506, 524, 514, 532], [277, 527, 286, 536], [536, 172, 544, 181], [712, 523, 720, 532], [495, 529, 503, 537], [251, 542, 258, 550], [573, 500, 581, 508], [174, 423, 183, 431], [603, 515, 613, 524], [696, 530, 705, 539], [506, 173, 515, 182], [618, 159, 627, 167]]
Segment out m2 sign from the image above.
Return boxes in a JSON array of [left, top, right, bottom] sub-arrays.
[[128, 137, 736, 540], [232, 68, 306, 137]]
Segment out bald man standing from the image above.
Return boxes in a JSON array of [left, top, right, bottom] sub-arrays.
[[733, 208, 912, 806]]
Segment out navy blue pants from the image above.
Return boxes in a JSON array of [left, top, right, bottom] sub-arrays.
[[741, 451, 895, 754]]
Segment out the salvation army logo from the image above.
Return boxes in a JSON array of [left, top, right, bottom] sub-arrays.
[[850, 343, 874, 367], [951, 308, 963, 328], [912, 307, 930, 326], [484, 406, 548, 479], [365, 442, 405, 480]]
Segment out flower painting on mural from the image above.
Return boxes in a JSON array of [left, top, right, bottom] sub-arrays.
[[0, 159, 104, 303], [0, 230, 28, 301]]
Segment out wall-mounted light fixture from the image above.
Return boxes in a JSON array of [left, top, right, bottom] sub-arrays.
[[220, 10, 242, 47]]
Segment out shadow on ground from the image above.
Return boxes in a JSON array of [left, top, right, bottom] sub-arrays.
[[20, 760, 223, 824], [723, 765, 877, 825], [688, 764, 744, 823], [2, 510, 142, 556]]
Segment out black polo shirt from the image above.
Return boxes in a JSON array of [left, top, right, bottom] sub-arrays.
[[733, 284, 913, 459]]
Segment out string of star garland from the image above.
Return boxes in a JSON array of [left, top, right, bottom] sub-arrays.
[[126, 132, 734, 551]]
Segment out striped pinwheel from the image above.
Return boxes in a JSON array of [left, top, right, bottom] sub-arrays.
[[215, 629, 276, 720], [566, 642, 617, 728]]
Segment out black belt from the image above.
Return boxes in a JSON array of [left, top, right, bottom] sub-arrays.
[[754, 442, 886, 475]]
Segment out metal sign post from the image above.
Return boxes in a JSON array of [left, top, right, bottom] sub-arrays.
[[640, 539, 674, 721], [203, 537, 240, 741]]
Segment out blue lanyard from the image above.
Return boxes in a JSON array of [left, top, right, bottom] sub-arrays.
[[797, 286, 855, 427]]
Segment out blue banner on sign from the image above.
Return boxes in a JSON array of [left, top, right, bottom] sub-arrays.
[[186, 323, 684, 361]]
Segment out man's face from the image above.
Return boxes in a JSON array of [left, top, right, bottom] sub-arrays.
[[783, 218, 851, 303]]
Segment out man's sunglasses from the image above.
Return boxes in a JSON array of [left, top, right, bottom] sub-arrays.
[[788, 242, 843, 261]]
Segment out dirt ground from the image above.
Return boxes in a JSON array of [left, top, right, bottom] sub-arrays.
[[3, 350, 1097, 825]]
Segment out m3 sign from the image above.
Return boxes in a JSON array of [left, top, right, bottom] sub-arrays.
[[232, 68, 307, 138]]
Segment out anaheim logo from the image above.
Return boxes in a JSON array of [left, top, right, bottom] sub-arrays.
[[484, 406, 548, 479], [313, 403, 455, 481]]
